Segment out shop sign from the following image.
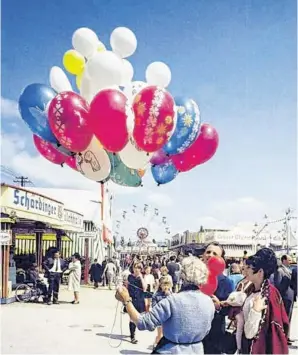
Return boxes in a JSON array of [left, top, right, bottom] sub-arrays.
[[2, 186, 64, 222], [80, 231, 97, 238], [63, 209, 84, 230], [0, 231, 12, 245]]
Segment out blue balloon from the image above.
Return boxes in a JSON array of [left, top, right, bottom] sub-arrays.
[[163, 97, 201, 155], [151, 161, 178, 185], [19, 83, 58, 143]]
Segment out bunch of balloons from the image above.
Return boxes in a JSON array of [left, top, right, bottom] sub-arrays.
[[18, 26, 219, 188], [200, 256, 226, 296]]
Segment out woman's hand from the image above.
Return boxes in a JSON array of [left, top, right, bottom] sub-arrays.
[[115, 286, 130, 303], [211, 295, 221, 310], [220, 301, 229, 307], [253, 295, 267, 313]]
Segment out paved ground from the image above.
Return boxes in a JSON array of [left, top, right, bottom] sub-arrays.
[[1, 286, 298, 354]]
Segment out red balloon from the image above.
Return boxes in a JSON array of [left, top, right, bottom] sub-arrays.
[[207, 256, 226, 276], [200, 273, 218, 296], [65, 155, 78, 171], [172, 123, 219, 172], [90, 89, 129, 152], [48, 91, 92, 153], [133, 86, 175, 152], [33, 135, 66, 165]]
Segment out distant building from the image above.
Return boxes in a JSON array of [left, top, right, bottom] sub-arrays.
[[169, 228, 286, 257]]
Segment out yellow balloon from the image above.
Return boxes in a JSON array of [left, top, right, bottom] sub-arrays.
[[76, 72, 83, 89], [63, 49, 85, 75], [97, 41, 106, 52]]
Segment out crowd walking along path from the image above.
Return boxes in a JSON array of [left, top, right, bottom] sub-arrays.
[[1, 286, 298, 354]]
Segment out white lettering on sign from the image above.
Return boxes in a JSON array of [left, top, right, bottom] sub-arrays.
[[0, 231, 12, 245], [63, 209, 83, 228], [4, 187, 64, 222], [80, 231, 97, 238]]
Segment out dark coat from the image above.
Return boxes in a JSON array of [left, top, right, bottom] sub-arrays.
[[43, 257, 67, 278], [274, 265, 294, 302], [89, 263, 102, 282], [290, 266, 297, 301]]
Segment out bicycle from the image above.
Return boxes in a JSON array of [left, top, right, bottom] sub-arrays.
[[15, 282, 44, 303]]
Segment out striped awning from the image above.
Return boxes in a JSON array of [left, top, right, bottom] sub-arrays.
[[16, 234, 72, 242]]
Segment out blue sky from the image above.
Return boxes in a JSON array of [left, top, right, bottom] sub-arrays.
[[1, 0, 297, 239]]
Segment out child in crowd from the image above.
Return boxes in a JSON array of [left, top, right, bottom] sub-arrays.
[[143, 266, 155, 312], [152, 275, 173, 349]]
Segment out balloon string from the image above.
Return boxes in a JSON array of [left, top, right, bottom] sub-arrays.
[[109, 301, 124, 348]]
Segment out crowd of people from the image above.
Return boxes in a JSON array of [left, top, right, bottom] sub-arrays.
[[115, 243, 297, 354], [22, 243, 297, 354]]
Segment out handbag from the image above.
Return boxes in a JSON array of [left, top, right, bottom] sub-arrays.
[[226, 280, 251, 307], [226, 291, 247, 307]]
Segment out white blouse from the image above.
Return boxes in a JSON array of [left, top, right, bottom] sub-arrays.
[[242, 291, 263, 339], [144, 274, 155, 292]]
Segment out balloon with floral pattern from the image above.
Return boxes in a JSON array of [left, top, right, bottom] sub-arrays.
[[33, 134, 66, 165], [163, 97, 201, 155], [151, 160, 178, 185], [48, 92, 93, 153], [133, 86, 175, 152]]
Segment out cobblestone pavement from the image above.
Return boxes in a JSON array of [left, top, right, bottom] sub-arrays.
[[1, 286, 297, 354]]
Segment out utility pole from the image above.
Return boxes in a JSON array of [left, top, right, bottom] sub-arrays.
[[13, 176, 32, 187], [285, 208, 293, 255]]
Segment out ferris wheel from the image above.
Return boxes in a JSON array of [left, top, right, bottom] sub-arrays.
[[113, 204, 171, 247]]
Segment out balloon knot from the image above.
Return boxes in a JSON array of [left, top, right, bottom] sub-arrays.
[[178, 170, 181, 173], [113, 153, 116, 156], [146, 153, 150, 156], [71, 152, 76, 156], [100, 181, 104, 185], [166, 154, 170, 157], [78, 152, 82, 156], [61, 163, 64, 167], [140, 184, 144, 187], [152, 164, 156, 168], [57, 143, 61, 147], [157, 183, 160, 187]]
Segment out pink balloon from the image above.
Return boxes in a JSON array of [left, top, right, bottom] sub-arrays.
[[48, 91, 93, 153], [33, 135, 66, 165], [65, 155, 78, 171], [150, 149, 169, 165], [90, 89, 129, 152], [171, 123, 219, 172], [133, 86, 175, 152]]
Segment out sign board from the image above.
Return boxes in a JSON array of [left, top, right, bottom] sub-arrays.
[[63, 209, 84, 231], [204, 231, 283, 246], [80, 231, 97, 238], [0, 231, 12, 245], [1, 185, 64, 225]]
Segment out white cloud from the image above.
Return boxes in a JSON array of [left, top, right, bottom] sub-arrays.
[[196, 216, 229, 230], [211, 197, 267, 224], [148, 192, 173, 207], [0, 133, 147, 196], [1, 97, 20, 119]]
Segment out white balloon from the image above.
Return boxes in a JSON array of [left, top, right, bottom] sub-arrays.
[[86, 51, 123, 91], [49, 66, 72, 93], [168, 105, 178, 139], [110, 27, 137, 58], [72, 27, 99, 59], [80, 71, 96, 104], [146, 61, 172, 88], [119, 137, 152, 169], [125, 100, 135, 134], [76, 137, 111, 182], [121, 59, 134, 86], [123, 80, 148, 103]]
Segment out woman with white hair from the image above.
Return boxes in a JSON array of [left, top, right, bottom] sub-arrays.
[[116, 256, 215, 354]]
